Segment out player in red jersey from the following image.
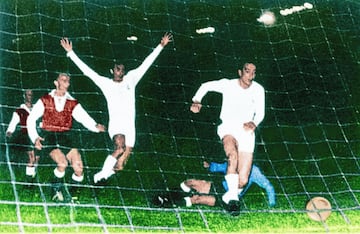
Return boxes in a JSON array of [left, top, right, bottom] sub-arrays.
[[27, 73, 105, 201], [6, 89, 39, 184]]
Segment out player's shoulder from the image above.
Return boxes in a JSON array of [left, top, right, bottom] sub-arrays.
[[65, 92, 77, 101], [19, 104, 28, 109], [251, 81, 265, 91], [217, 78, 234, 85]]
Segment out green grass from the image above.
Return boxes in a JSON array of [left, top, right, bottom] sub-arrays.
[[1, 0, 360, 233]]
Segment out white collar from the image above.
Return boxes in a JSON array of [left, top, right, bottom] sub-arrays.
[[49, 89, 75, 100]]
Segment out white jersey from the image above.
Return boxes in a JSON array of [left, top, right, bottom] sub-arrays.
[[192, 78, 265, 128], [67, 44, 164, 146]]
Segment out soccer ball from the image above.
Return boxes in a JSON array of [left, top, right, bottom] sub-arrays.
[[306, 197, 332, 222], [257, 11, 276, 26]]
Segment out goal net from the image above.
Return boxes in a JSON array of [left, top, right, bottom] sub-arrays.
[[0, 0, 359, 233]]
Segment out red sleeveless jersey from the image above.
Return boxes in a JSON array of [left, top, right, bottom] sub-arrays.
[[15, 108, 30, 133], [41, 94, 78, 132]]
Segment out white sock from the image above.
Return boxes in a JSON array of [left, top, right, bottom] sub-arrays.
[[184, 197, 192, 207], [54, 168, 65, 179], [180, 182, 191, 193], [104, 170, 115, 179], [222, 174, 239, 204], [72, 173, 84, 183], [102, 155, 117, 173]]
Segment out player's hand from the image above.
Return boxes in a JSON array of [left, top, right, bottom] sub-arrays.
[[160, 32, 173, 47], [96, 124, 106, 132], [243, 121, 256, 132], [60, 37, 73, 52], [34, 137, 44, 150], [190, 102, 202, 113], [203, 161, 210, 168]]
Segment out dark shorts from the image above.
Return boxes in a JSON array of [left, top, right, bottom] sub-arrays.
[[38, 130, 79, 155], [8, 132, 33, 152]]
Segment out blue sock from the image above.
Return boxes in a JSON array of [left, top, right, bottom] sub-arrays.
[[222, 180, 229, 191], [209, 162, 227, 174]]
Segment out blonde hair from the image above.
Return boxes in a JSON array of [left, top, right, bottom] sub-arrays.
[[57, 73, 70, 80]]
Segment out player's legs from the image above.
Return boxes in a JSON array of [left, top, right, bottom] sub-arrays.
[[251, 166, 276, 207], [222, 135, 238, 174], [191, 194, 216, 206], [66, 148, 84, 180], [25, 150, 39, 178], [49, 148, 67, 201], [112, 134, 126, 158], [221, 135, 240, 204], [183, 179, 212, 194], [114, 146, 133, 171], [237, 151, 253, 188], [94, 134, 125, 183], [235, 129, 255, 194], [177, 179, 214, 207], [113, 127, 135, 171], [182, 180, 220, 207], [66, 148, 84, 199], [50, 148, 68, 173]]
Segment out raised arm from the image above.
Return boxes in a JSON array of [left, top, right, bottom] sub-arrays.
[[60, 37, 104, 85], [128, 32, 173, 85]]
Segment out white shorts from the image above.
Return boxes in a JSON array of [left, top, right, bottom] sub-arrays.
[[217, 123, 255, 153], [108, 121, 136, 147]]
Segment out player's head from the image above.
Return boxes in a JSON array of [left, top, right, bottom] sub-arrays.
[[23, 89, 33, 103], [111, 63, 125, 82], [238, 63, 256, 88], [54, 73, 71, 93]]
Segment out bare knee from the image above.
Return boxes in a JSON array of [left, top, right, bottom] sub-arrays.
[[238, 176, 249, 188], [72, 158, 83, 176], [113, 134, 126, 158], [223, 135, 237, 156], [114, 147, 132, 171], [67, 149, 83, 176], [222, 135, 239, 173], [50, 149, 68, 171]]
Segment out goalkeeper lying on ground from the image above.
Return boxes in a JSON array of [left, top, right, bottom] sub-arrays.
[[152, 161, 275, 216], [203, 161, 276, 207]]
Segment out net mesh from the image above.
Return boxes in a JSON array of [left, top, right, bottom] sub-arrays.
[[0, 0, 359, 232]]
